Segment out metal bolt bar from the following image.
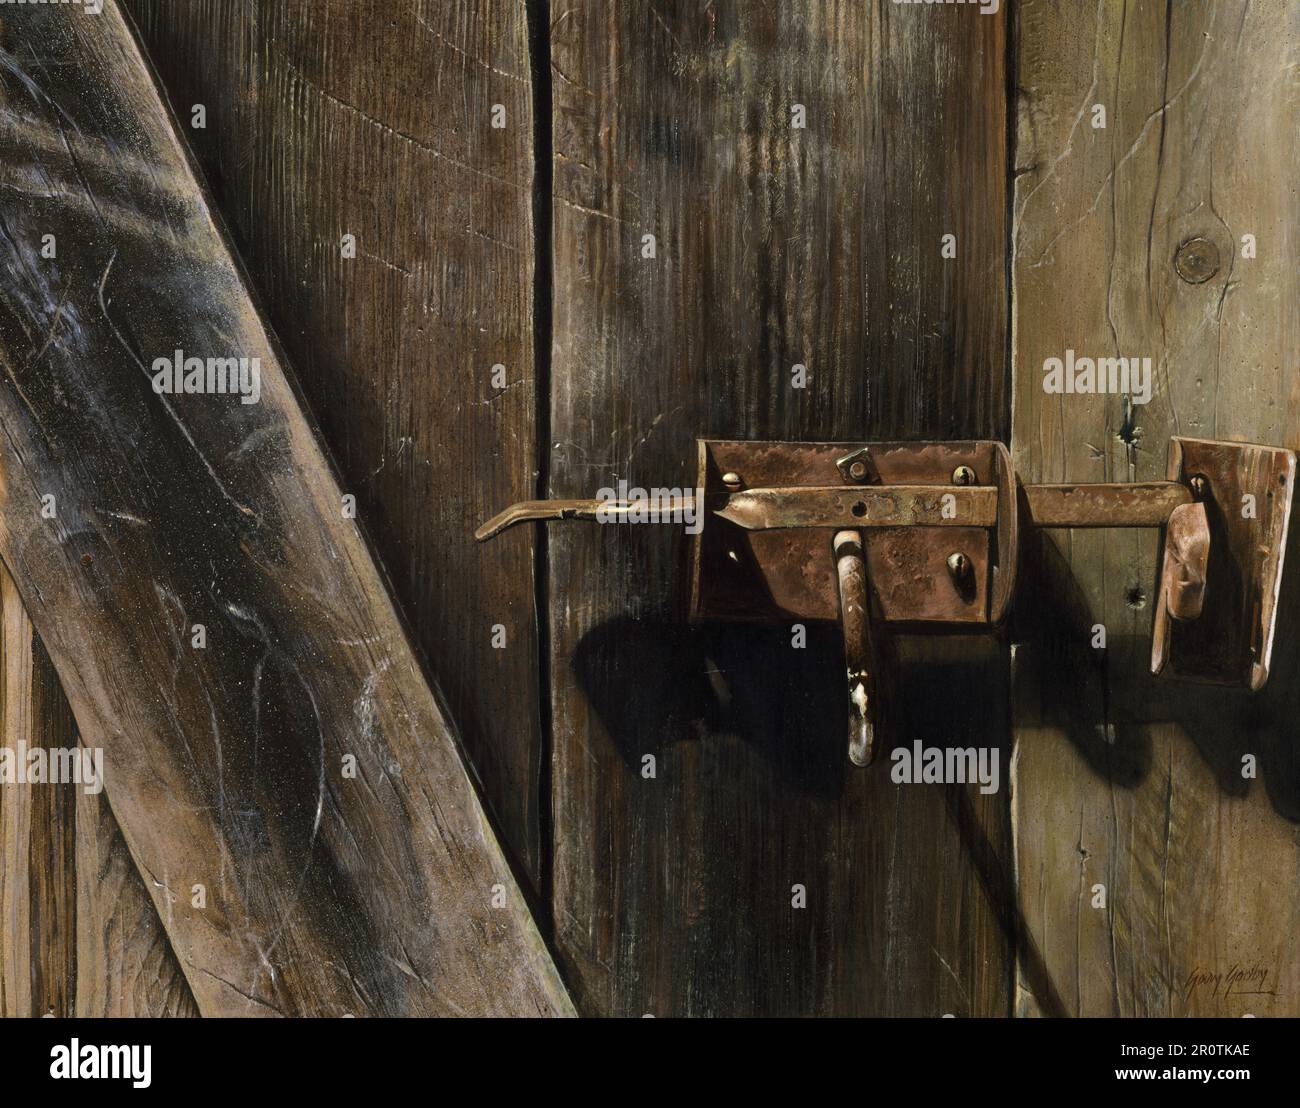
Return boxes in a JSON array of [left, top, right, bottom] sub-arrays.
[[478, 481, 1196, 542], [475, 497, 698, 541], [715, 485, 996, 530], [1021, 481, 1192, 528]]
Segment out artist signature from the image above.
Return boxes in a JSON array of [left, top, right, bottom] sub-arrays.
[[1182, 962, 1277, 1000]]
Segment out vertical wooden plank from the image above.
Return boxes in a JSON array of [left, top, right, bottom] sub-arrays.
[[1, 564, 198, 1018], [548, 2, 1010, 1015], [1, 567, 76, 1017], [122, 0, 546, 888], [1012, 0, 1299, 1016]]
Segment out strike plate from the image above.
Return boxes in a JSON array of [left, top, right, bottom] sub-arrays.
[[1152, 437, 1294, 689]]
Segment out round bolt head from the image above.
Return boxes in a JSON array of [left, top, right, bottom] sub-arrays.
[[848, 460, 868, 480], [722, 472, 742, 490], [952, 465, 976, 486], [947, 551, 970, 577], [1189, 474, 1209, 499], [1174, 236, 1220, 284]]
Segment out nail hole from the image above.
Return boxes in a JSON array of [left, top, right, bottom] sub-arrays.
[[1125, 585, 1147, 610], [851, 501, 867, 517], [80, 553, 93, 569]]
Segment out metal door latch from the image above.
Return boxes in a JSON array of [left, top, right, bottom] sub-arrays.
[[477, 437, 1294, 766]]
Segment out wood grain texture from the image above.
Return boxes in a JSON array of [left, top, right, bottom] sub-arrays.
[[75, 786, 199, 1017], [120, 0, 547, 890], [0, 2, 570, 1016], [1, 560, 196, 1017], [1012, 0, 1300, 1016], [547, 1, 1011, 1015], [0, 568, 76, 1017]]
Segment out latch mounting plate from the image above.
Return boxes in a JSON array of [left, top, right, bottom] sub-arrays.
[[688, 440, 1017, 627]]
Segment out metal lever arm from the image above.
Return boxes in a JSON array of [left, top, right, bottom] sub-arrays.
[[834, 530, 878, 767], [475, 498, 694, 542]]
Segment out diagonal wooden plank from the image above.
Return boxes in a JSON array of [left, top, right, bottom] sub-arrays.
[[1011, 0, 1300, 1017], [120, 0, 548, 895], [0, 2, 570, 1016]]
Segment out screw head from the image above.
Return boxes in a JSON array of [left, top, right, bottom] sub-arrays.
[[1174, 236, 1220, 284], [835, 447, 875, 485], [952, 465, 976, 486], [722, 472, 742, 490]]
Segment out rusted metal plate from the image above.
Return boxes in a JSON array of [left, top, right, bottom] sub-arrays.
[[688, 441, 1011, 625], [1155, 436, 1295, 689]]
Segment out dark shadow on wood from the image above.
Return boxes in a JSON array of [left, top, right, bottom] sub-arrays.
[[572, 617, 1042, 1016], [1012, 528, 1300, 821]]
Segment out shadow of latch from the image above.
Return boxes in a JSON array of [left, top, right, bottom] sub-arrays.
[[477, 437, 1295, 767]]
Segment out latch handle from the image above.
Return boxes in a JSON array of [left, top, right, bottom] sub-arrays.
[[834, 530, 878, 767]]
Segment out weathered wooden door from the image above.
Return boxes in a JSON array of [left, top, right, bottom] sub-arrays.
[[1, 0, 1296, 1019], [1010, 0, 1299, 1017]]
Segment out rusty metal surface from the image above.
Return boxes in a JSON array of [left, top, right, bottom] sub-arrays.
[[1151, 500, 1211, 674], [833, 530, 877, 766], [988, 441, 1018, 623], [1022, 482, 1192, 527], [690, 441, 1004, 625], [476, 497, 696, 541], [1157, 437, 1295, 689], [715, 485, 995, 530], [479, 440, 1290, 662]]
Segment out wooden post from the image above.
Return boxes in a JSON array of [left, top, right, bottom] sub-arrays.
[[1011, 0, 1300, 1016]]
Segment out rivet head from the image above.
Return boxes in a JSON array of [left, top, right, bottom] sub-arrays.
[[848, 460, 868, 481], [1189, 474, 1209, 499], [722, 472, 742, 490], [947, 552, 971, 580], [952, 465, 976, 486], [1174, 237, 1219, 284]]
